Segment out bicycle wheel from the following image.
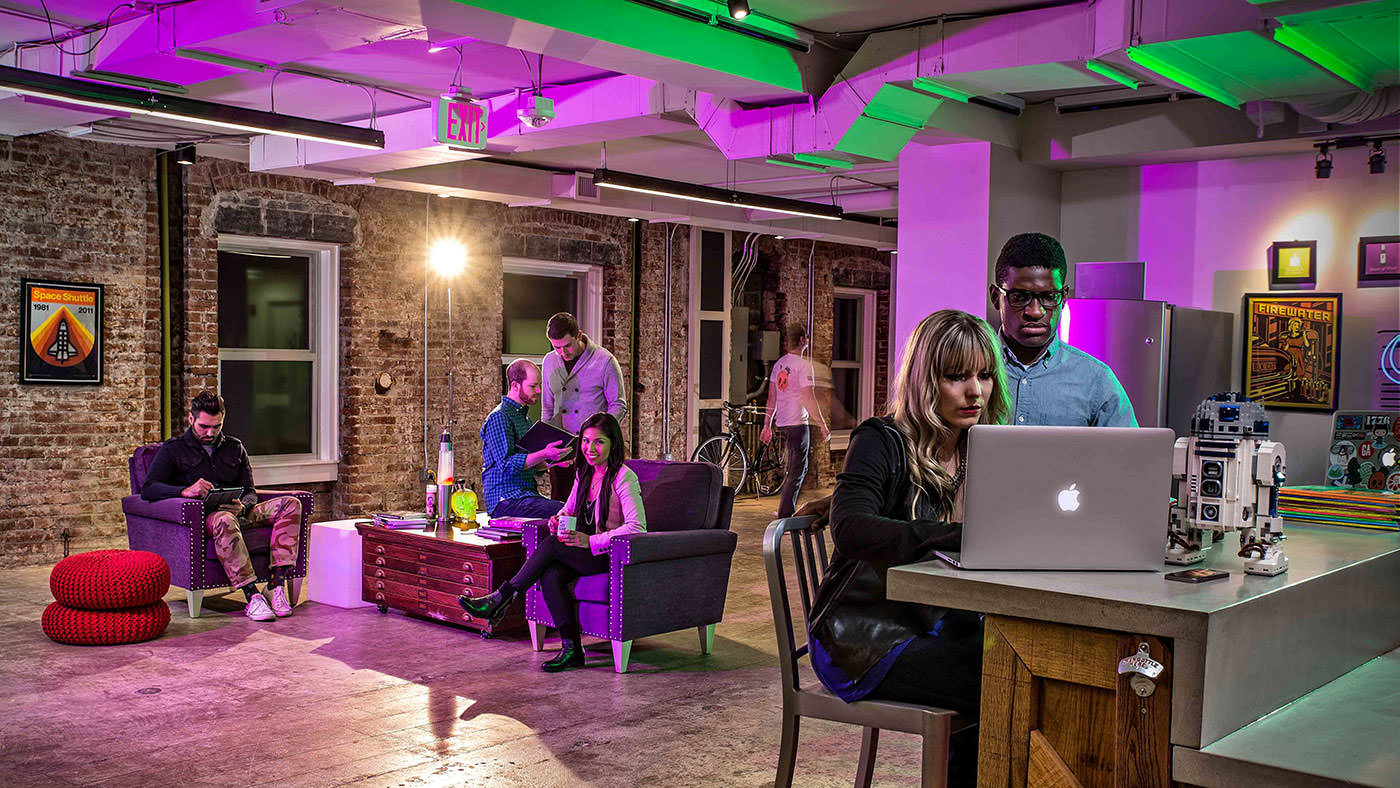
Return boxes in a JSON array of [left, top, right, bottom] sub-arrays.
[[692, 435, 749, 492], [753, 432, 785, 497]]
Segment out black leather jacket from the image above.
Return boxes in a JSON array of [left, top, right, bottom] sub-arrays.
[[809, 417, 979, 681], [141, 428, 257, 509]]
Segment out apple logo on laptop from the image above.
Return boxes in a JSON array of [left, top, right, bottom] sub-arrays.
[[1056, 483, 1081, 512]]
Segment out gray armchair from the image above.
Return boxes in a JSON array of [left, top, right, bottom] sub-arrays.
[[522, 459, 737, 673], [122, 443, 313, 617]]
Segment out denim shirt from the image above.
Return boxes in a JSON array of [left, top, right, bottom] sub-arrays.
[[480, 396, 539, 513], [1001, 336, 1138, 427]]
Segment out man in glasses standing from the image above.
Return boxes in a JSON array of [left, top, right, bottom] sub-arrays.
[[989, 233, 1137, 427]]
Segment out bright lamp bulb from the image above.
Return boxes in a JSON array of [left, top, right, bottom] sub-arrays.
[[429, 240, 466, 278], [727, 0, 750, 19]]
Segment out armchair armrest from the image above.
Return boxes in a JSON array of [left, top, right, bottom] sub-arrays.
[[122, 495, 201, 525], [610, 529, 738, 566]]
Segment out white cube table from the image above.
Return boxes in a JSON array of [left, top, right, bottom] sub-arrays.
[[306, 518, 374, 608]]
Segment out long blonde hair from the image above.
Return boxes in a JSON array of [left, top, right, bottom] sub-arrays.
[[888, 310, 1011, 519]]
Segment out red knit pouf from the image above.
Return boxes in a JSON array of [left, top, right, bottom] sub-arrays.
[[50, 550, 170, 610], [42, 600, 171, 646]]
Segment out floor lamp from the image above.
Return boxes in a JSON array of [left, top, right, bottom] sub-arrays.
[[429, 239, 466, 530]]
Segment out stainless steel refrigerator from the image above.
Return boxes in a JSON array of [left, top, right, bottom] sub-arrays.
[[1062, 299, 1234, 437]]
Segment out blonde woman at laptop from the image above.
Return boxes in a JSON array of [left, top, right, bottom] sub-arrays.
[[807, 309, 1011, 787]]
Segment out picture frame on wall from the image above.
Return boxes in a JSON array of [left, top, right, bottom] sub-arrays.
[[1268, 240, 1318, 289], [1242, 292, 1342, 411], [1357, 235, 1400, 286], [19, 278, 104, 385]]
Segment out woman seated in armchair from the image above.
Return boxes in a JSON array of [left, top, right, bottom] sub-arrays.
[[460, 412, 646, 672], [807, 309, 1011, 785]]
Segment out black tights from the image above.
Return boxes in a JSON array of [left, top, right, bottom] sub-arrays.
[[501, 535, 608, 642]]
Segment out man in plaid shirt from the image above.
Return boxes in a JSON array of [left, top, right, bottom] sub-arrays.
[[481, 359, 573, 518]]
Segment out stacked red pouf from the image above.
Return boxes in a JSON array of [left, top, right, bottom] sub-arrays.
[[43, 550, 172, 646]]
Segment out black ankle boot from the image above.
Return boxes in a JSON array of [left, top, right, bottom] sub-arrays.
[[541, 639, 585, 672], [457, 587, 515, 624]]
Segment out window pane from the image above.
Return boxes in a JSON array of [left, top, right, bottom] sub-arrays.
[[699, 319, 724, 399], [218, 251, 309, 349], [700, 230, 726, 312], [220, 360, 312, 456], [831, 367, 860, 431], [504, 272, 578, 356], [833, 296, 860, 362]]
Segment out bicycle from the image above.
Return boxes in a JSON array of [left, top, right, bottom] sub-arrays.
[[691, 401, 785, 497]]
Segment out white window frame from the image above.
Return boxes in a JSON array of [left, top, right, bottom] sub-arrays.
[[688, 228, 732, 457], [500, 256, 603, 370], [830, 287, 877, 451], [216, 235, 339, 484]]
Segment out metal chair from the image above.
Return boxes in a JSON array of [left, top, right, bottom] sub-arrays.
[[763, 516, 973, 788]]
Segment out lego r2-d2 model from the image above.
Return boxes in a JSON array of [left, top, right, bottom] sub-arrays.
[[1167, 393, 1289, 576]]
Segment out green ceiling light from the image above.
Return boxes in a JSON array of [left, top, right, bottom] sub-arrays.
[[174, 49, 269, 73], [1124, 46, 1243, 108], [911, 77, 975, 103], [1085, 60, 1142, 89], [766, 156, 826, 172], [1271, 25, 1374, 92], [794, 153, 854, 170], [592, 168, 843, 220]]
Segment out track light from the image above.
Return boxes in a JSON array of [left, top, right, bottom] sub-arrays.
[[1369, 143, 1386, 175], [1315, 147, 1332, 179], [173, 144, 196, 166], [727, 0, 750, 19]]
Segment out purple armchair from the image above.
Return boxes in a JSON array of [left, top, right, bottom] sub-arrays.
[[121, 443, 314, 617], [523, 459, 737, 673]]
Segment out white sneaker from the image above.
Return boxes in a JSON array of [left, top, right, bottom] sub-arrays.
[[245, 593, 275, 621], [267, 585, 293, 617]]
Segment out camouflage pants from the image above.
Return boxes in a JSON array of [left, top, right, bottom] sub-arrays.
[[205, 496, 303, 589]]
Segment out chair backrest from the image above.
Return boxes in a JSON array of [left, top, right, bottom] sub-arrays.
[[129, 442, 165, 495], [763, 516, 831, 695], [625, 459, 724, 532]]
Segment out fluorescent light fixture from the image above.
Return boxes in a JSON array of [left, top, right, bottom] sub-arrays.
[[0, 65, 384, 150], [173, 49, 268, 73], [591, 168, 842, 221], [794, 152, 853, 170], [911, 76, 975, 103], [626, 0, 809, 52], [71, 69, 189, 94], [332, 176, 376, 186], [765, 156, 826, 172], [1124, 46, 1241, 108], [1084, 60, 1141, 89]]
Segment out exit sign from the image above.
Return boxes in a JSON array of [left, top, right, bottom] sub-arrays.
[[436, 97, 487, 149]]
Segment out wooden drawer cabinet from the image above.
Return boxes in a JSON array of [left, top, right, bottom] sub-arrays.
[[355, 523, 526, 637]]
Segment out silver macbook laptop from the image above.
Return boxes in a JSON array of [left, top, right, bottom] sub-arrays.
[[935, 425, 1174, 570]]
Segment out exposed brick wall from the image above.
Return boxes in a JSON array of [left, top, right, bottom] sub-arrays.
[[0, 134, 889, 565], [0, 136, 161, 566]]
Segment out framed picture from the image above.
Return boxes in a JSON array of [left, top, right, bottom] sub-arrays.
[[1268, 240, 1317, 289], [1242, 293, 1341, 411], [19, 278, 104, 384], [1357, 235, 1400, 286]]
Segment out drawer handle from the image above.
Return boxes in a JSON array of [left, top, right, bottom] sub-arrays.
[[417, 589, 428, 598], [418, 566, 428, 575], [461, 562, 473, 571], [462, 574, 473, 583], [375, 557, 385, 566], [418, 553, 428, 561], [374, 592, 384, 601], [462, 612, 474, 621], [375, 569, 385, 578], [375, 581, 385, 590], [375, 545, 385, 554]]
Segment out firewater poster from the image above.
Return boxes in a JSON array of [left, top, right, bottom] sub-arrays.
[[21, 279, 103, 384], [1242, 293, 1341, 411]]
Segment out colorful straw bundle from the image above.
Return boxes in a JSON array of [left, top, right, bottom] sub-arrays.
[[1279, 486, 1400, 532]]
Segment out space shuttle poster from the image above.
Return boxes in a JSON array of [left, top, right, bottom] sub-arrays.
[[20, 279, 103, 384]]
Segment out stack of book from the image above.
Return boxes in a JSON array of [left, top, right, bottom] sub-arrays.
[[372, 511, 431, 529], [474, 515, 537, 542], [1279, 486, 1399, 532]]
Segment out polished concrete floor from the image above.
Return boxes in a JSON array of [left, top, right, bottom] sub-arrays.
[[0, 489, 933, 788]]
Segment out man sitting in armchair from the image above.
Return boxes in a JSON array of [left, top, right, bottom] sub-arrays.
[[141, 391, 302, 622]]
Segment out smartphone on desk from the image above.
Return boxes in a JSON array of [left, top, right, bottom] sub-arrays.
[[1165, 568, 1229, 583]]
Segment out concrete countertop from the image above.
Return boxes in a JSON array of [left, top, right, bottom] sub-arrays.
[[887, 526, 1400, 750]]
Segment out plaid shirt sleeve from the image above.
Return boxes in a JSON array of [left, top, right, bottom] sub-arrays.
[[481, 408, 529, 493]]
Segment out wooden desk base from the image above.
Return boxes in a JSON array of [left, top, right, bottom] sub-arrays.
[[979, 615, 1173, 788]]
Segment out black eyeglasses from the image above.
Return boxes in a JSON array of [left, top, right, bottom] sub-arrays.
[[993, 284, 1067, 310]]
